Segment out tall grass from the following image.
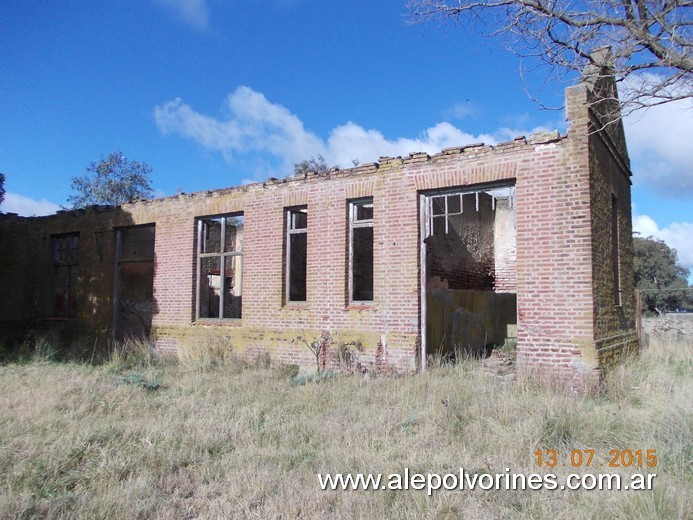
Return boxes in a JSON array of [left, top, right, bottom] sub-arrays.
[[0, 333, 689, 519]]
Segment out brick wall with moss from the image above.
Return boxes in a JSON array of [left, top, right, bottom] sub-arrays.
[[0, 79, 637, 387]]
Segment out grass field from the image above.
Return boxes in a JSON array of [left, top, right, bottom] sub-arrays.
[[0, 332, 690, 519]]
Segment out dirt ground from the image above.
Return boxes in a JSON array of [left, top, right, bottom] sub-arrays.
[[480, 314, 692, 380], [642, 313, 693, 337]]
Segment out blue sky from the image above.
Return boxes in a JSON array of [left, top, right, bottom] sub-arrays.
[[1, 0, 691, 275]]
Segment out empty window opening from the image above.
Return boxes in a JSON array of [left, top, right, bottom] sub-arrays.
[[349, 199, 374, 303], [286, 207, 308, 302], [611, 195, 622, 306], [52, 233, 79, 317], [114, 225, 155, 340], [197, 214, 243, 320], [423, 185, 517, 361]]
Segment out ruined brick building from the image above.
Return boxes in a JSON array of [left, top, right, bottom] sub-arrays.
[[0, 71, 637, 389]]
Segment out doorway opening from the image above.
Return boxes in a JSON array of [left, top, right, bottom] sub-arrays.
[[420, 184, 517, 367], [114, 225, 155, 341]]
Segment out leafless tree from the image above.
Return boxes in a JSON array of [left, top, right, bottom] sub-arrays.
[[0, 172, 6, 208], [407, 1, 692, 121]]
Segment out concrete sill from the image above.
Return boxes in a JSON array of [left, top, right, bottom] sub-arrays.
[[283, 303, 308, 310], [193, 320, 242, 327], [344, 304, 374, 311]]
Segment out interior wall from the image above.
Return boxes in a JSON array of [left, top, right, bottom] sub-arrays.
[[425, 188, 517, 358], [427, 289, 517, 357], [493, 197, 516, 292], [425, 193, 495, 290], [116, 225, 155, 340]]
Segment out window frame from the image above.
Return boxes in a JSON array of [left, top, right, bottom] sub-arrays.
[[348, 198, 374, 305], [429, 193, 463, 235], [195, 213, 244, 321], [51, 232, 79, 318], [285, 206, 308, 304], [426, 186, 515, 237], [611, 195, 622, 306]]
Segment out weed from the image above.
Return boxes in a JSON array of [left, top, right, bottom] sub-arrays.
[[330, 338, 364, 373], [108, 338, 160, 371], [32, 336, 61, 362], [274, 363, 300, 380], [115, 372, 163, 391], [253, 350, 272, 369], [177, 336, 245, 371], [0, 327, 689, 518], [291, 370, 337, 386], [294, 332, 329, 375]]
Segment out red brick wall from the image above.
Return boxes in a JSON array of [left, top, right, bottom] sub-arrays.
[[0, 79, 637, 387], [0, 215, 33, 328], [583, 81, 638, 368], [493, 198, 516, 292], [0, 206, 131, 345]]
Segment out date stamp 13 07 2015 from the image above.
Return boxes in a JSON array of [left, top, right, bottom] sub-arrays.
[[535, 449, 658, 469]]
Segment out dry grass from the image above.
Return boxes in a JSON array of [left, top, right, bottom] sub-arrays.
[[0, 333, 690, 519]]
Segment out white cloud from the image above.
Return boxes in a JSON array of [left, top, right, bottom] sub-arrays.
[[154, 86, 552, 180], [444, 102, 475, 121], [1, 192, 60, 217], [326, 121, 497, 166], [623, 75, 693, 197], [155, 87, 325, 174], [634, 214, 693, 272], [494, 125, 556, 143], [154, 0, 209, 30]]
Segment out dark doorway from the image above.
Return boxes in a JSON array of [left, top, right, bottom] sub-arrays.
[[421, 185, 517, 365], [114, 225, 155, 340]]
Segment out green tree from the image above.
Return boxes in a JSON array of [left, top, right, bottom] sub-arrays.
[[0, 172, 5, 209], [407, 1, 692, 122], [634, 236, 690, 314], [293, 155, 334, 177], [69, 152, 154, 208]]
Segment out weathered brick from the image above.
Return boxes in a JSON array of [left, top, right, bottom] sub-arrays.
[[0, 74, 637, 389]]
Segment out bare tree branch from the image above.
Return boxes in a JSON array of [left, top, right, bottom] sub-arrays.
[[406, 0, 693, 122]]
